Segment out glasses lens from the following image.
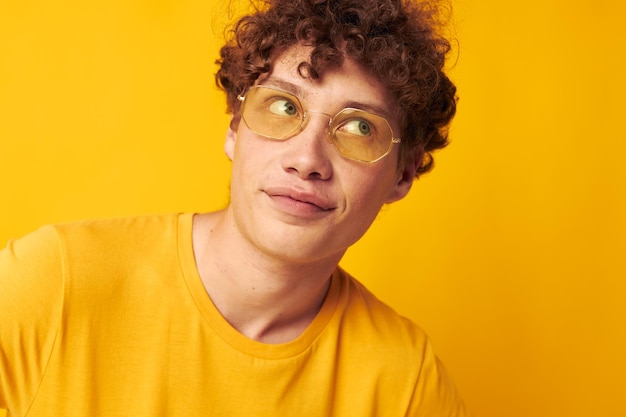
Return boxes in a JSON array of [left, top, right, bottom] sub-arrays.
[[329, 109, 395, 162], [241, 87, 304, 140], [241, 86, 397, 163]]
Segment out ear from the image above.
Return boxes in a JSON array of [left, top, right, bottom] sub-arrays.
[[385, 147, 423, 203], [224, 117, 238, 160]]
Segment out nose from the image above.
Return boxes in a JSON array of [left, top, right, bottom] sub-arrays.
[[280, 112, 334, 180]]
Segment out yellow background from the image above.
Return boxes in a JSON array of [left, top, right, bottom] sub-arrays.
[[1, 0, 624, 416]]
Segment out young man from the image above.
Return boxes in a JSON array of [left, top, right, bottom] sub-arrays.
[[0, 0, 469, 415]]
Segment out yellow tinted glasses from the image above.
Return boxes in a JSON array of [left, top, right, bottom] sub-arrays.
[[238, 85, 401, 163]]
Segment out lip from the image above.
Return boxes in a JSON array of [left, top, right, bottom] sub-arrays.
[[263, 187, 336, 213]]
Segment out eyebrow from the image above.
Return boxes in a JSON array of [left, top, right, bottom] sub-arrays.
[[260, 79, 307, 99], [343, 100, 394, 122], [259, 78, 394, 121]]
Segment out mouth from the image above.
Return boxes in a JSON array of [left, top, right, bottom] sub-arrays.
[[264, 188, 336, 213]]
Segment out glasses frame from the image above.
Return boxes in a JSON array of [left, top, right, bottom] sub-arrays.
[[237, 85, 402, 163]]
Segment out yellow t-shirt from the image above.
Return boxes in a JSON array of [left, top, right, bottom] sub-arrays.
[[0, 214, 470, 416]]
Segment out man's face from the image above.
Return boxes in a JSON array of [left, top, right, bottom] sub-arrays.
[[224, 45, 416, 264]]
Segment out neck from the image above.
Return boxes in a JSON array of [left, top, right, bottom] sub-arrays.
[[192, 211, 342, 344]]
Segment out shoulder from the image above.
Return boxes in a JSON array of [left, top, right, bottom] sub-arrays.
[[1, 225, 66, 302], [335, 268, 431, 357], [1, 213, 187, 268], [1, 223, 61, 265], [1, 224, 64, 305], [51, 213, 185, 243], [1, 213, 188, 297], [51, 213, 191, 285], [2, 213, 193, 300], [43, 213, 191, 258], [331, 270, 471, 416]]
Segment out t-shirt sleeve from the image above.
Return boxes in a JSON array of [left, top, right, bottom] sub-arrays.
[[0, 226, 65, 413], [407, 337, 473, 417]]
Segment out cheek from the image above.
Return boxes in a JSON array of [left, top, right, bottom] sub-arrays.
[[362, 162, 400, 197], [229, 138, 261, 197], [343, 169, 397, 213], [231, 133, 267, 172], [233, 128, 284, 163]]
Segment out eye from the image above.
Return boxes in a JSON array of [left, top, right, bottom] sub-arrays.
[[341, 119, 373, 136], [268, 98, 299, 117]]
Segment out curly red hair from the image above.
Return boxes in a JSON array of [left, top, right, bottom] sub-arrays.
[[216, 0, 457, 176]]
